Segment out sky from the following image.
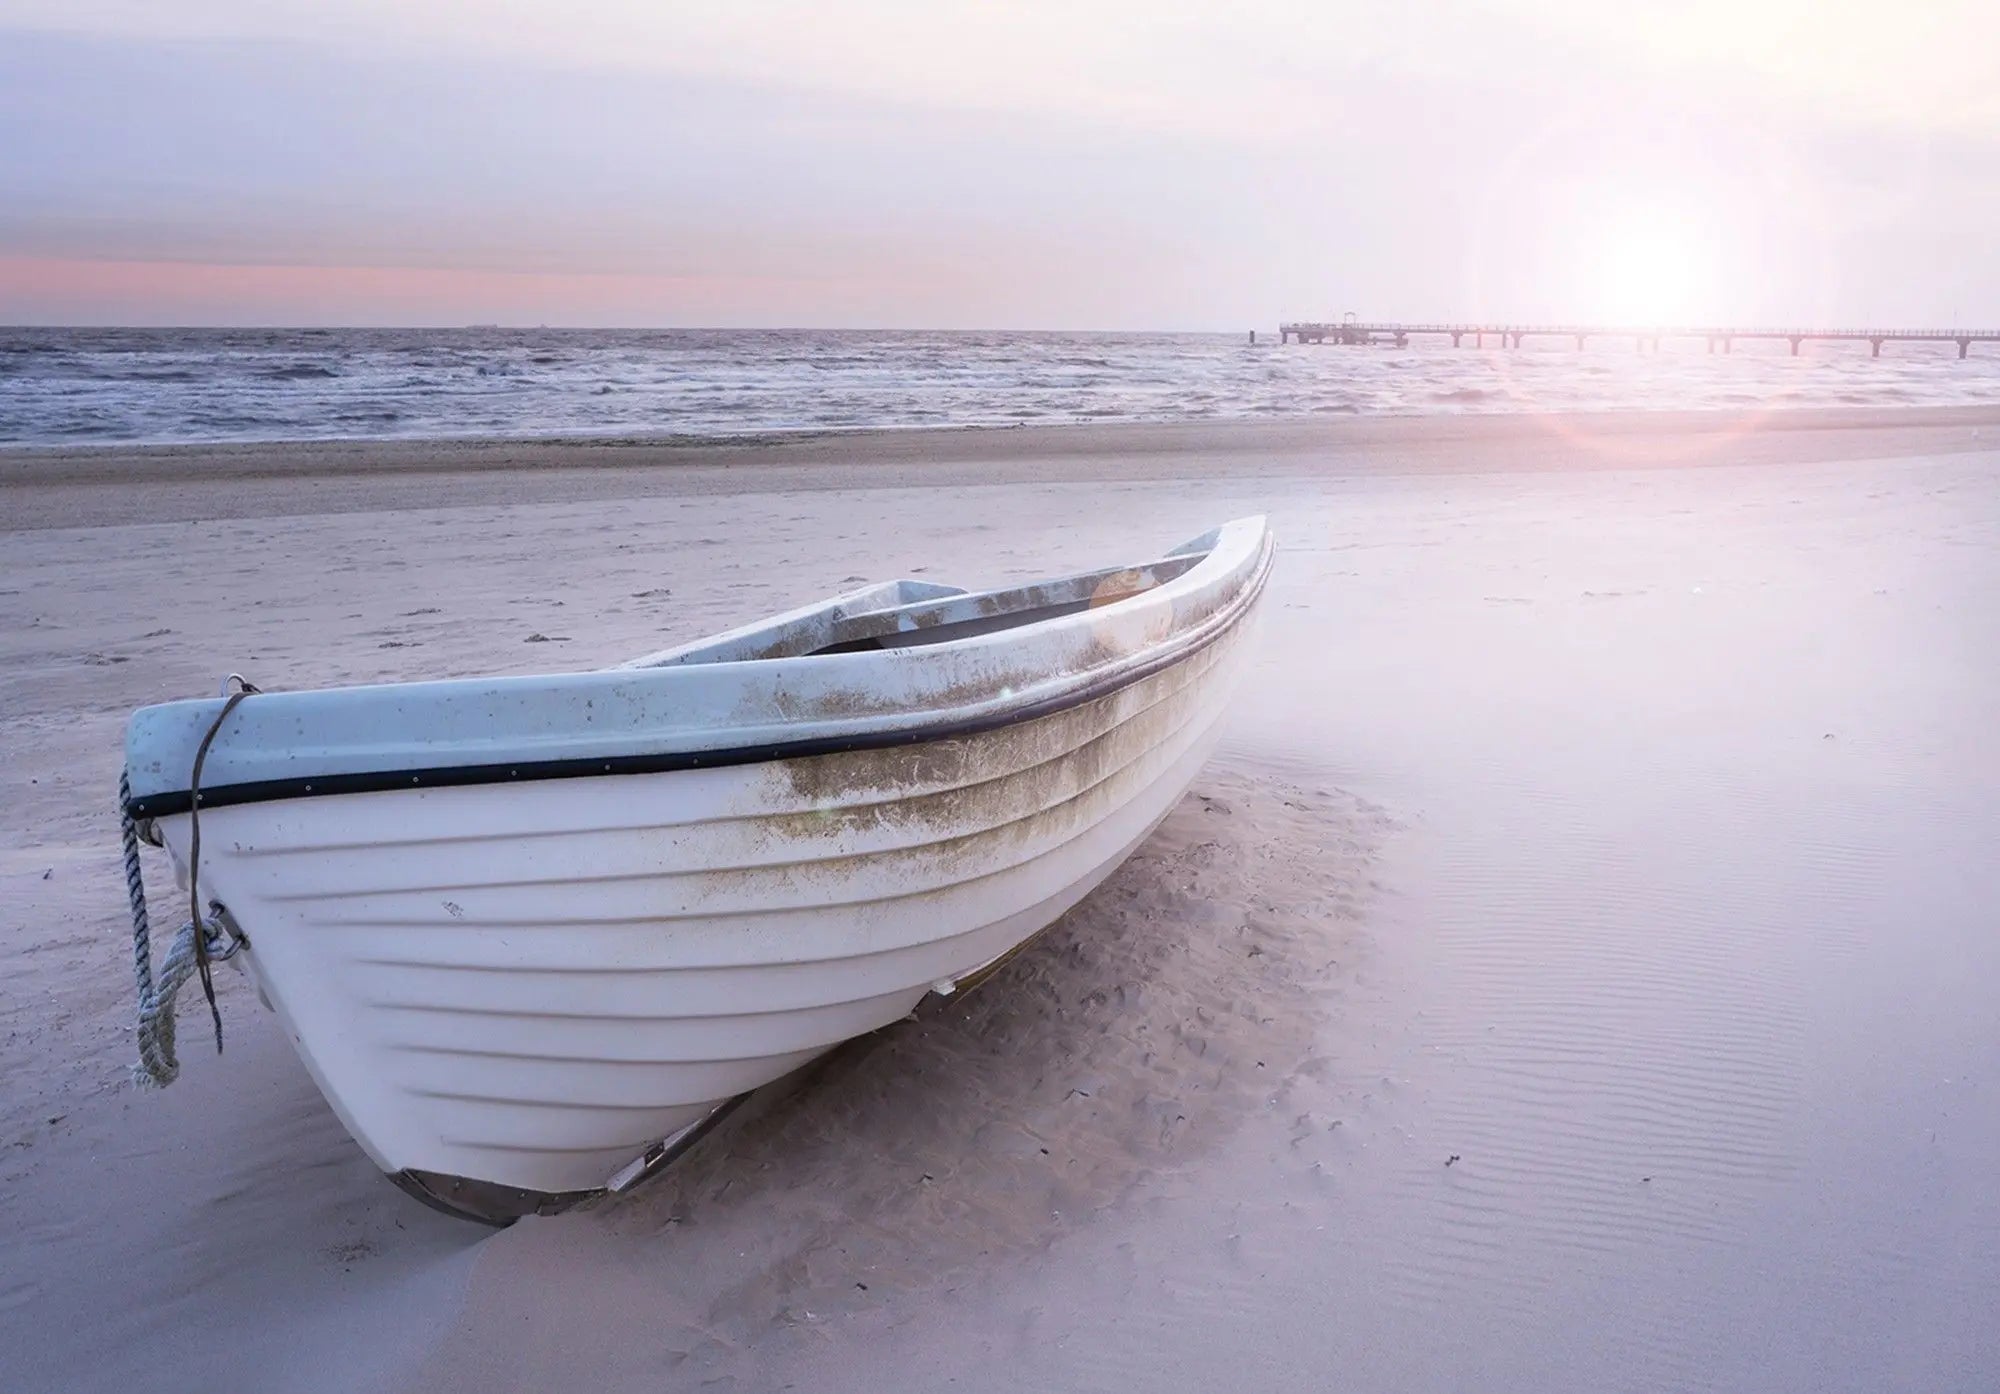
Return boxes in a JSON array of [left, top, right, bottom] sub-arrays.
[[1, 1, 1996, 328]]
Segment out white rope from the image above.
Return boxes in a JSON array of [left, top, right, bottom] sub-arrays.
[[121, 772, 201, 1088], [120, 768, 241, 1088], [119, 674, 256, 1087]]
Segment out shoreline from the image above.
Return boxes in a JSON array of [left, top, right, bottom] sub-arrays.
[[6, 404, 1998, 532], [7, 401, 2000, 467]]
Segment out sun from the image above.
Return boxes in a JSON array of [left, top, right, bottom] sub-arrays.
[[1585, 211, 1715, 327]]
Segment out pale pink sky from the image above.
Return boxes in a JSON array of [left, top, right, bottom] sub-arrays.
[[2, 1, 1996, 327]]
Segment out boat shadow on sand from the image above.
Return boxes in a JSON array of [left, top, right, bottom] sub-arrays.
[[469, 765, 1392, 1345]]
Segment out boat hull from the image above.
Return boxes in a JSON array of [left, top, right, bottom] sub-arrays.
[[153, 602, 1259, 1211]]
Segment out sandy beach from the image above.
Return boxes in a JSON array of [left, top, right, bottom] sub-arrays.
[[3, 407, 1997, 1392]]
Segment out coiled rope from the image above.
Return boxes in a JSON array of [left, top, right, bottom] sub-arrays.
[[121, 677, 257, 1088]]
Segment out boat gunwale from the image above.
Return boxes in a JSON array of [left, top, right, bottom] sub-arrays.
[[125, 522, 1271, 820], [255, 632, 1224, 899]]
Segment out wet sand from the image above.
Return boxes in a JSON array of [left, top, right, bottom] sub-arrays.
[[3, 408, 1997, 1392]]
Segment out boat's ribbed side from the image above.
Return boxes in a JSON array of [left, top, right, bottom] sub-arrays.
[[161, 611, 1258, 1194]]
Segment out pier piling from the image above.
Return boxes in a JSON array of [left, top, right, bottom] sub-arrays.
[[1277, 322, 1995, 360]]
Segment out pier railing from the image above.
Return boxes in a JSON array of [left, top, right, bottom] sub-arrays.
[[1277, 322, 2000, 357]]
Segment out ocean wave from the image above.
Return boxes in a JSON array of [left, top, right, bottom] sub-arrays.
[[103, 367, 200, 382], [3, 328, 1995, 445]]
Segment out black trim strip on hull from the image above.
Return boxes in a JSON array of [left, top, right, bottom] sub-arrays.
[[128, 543, 1271, 821]]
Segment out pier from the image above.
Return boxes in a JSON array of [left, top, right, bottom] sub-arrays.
[[1278, 321, 2000, 358]]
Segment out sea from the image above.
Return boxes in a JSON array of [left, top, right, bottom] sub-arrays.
[[4, 326, 1998, 447]]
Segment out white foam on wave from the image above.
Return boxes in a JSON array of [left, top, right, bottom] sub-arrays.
[[4, 326, 1999, 445]]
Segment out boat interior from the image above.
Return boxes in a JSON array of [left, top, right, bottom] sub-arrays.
[[631, 526, 1224, 668]]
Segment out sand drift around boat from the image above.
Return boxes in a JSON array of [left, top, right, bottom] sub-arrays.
[[119, 517, 1274, 1221]]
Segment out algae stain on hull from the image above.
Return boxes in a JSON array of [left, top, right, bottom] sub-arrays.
[[769, 632, 1238, 851]]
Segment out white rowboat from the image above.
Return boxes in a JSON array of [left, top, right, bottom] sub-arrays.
[[121, 517, 1274, 1221]]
